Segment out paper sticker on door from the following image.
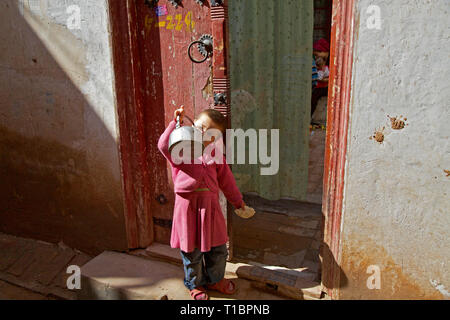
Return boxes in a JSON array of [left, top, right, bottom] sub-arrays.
[[155, 5, 168, 17]]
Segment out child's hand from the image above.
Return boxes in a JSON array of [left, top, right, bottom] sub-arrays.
[[174, 105, 185, 123]]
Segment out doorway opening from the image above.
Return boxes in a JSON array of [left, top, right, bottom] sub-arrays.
[[230, 0, 333, 288], [112, 0, 354, 300]]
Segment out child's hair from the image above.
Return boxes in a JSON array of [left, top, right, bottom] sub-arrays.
[[198, 108, 227, 135]]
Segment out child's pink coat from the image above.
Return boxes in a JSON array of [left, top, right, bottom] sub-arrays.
[[158, 120, 243, 253]]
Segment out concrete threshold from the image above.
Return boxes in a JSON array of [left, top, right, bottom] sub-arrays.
[[79, 250, 291, 300], [128, 244, 323, 300], [79, 251, 190, 300]]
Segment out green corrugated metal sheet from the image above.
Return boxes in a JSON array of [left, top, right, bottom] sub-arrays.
[[229, 0, 314, 201]]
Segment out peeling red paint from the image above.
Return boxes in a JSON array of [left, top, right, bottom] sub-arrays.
[[321, 0, 356, 299]]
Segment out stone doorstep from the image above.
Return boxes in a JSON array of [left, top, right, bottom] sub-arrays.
[[129, 244, 246, 278], [78, 251, 190, 300], [130, 243, 183, 266], [79, 251, 290, 301], [130, 244, 324, 300]]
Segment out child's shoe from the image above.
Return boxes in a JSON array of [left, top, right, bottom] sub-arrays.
[[206, 278, 236, 295], [189, 286, 209, 300]]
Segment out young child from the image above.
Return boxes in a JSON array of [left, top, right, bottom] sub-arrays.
[[157, 106, 246, 300], [311, 38, 330, 119]]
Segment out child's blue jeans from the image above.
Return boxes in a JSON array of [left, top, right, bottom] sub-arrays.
[[180, 244, 228, 290]]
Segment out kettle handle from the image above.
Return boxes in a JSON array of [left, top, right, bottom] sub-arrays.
[[176, 114, 195, 129]]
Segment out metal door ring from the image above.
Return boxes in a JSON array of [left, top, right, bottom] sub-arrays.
[[188, 41, 209, 63], [188, 35, 213, 64]]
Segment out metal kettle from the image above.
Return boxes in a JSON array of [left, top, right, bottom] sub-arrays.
[[168, 115, 204, 160]]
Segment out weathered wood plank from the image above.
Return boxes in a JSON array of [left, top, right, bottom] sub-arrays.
[[236, 265, 322, 300]]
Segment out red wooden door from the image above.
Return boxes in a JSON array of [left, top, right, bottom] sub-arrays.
[[133, 0, 230, 245]]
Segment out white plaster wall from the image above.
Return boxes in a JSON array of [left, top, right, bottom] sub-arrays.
[[1, 0, 120, 179], [0, 0, 127, 253], [340, 0, 450, 299]]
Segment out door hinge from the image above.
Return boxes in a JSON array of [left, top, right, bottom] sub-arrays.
[[214, 92, 227, 106], [210, 0, 223, 6], [169, 0, 182, 8]]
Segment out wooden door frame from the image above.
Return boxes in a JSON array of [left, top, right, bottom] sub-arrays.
[[108, 0, 153, 249], [321, 0, 356, 299], [108, 0, 356, 299]]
